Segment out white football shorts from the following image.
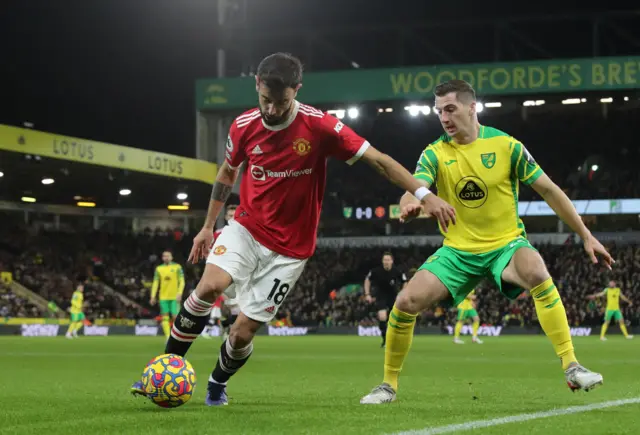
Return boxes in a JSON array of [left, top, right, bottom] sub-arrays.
[[206, 220, 307, 322]]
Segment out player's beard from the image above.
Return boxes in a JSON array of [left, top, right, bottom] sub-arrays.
[[260, 104, 292, 126]]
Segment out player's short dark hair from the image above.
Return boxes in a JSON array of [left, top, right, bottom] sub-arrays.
[[382, 252, 394, 259], [434, 79, 476, 103], [256, 52, 303, 92], [227, 204, 238, 211]]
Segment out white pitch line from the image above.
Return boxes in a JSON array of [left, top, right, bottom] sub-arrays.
[[391, 397, 640, 435]]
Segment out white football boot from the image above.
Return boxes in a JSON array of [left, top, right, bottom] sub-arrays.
[[360, 383, 396, 405], [565, 363, 603, 392]]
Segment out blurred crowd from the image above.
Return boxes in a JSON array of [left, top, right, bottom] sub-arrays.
[[1, 216, 638, 329]]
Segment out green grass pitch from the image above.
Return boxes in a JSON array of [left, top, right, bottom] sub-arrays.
[[1, 335, 639, 434]]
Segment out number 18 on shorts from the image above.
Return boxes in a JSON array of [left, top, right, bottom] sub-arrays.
[[206, 220, 308, 323]]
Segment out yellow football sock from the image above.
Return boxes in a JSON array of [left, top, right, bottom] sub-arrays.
[[472, 320, 480, 338], [67, 323, 76, 335], [383, 306, 418, 391], [162, 315, 171, 338], [600, 322, 608, 338], [530, 278, 576, 370], [73, 322, 83, 333], [454, 321, 463, 339], [620, 323, 629, 338]]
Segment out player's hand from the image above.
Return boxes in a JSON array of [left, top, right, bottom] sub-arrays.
[[365, 294, 373, 304], [586, 295, 595, 300], [188, 227, 215, 264], [399, 203, 424, 223], [149, 297, 156, 306], [583, 234, 614, 270], [420, 195, 457, 232]]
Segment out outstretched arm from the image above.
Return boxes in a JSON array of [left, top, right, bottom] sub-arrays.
[[531, 173, 614, 269], [360, 146, 456, 231]]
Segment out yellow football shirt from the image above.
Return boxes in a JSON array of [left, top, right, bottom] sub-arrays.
[[151, 262, 185, 301], [604, 287, 621, 311], [414, 125, 543, 254], [70, 289, 84, 314], [457, 290, 475, 310]]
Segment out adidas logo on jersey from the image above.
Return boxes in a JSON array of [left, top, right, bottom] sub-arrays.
[[252, 145, 263, 154], [264, 306, 275, 314]]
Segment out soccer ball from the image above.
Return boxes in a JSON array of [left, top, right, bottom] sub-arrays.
[[141, 354, 196, 408]]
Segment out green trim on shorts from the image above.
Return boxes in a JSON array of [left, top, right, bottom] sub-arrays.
[[70, 312, 85, 322], [419, 237, 537, 306], [457, 309, 478, 321], [605, 309, 623, 322], [159, 300, 179, 316]]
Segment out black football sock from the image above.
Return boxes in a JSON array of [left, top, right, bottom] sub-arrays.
[[379, 320, 388, 344], [210, 339, 253, 385], [164, 292, 213, 356]]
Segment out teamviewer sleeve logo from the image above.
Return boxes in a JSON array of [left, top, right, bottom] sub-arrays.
[[250, 164, 266, 181]]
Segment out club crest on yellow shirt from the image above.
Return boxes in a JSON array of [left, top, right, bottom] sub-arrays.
[[481, 152, 496, 169]]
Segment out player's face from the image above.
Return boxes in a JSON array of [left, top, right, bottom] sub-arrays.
[[225, 207, 236, 222], [609, 280, 616, 287], [382, 255, 393, 270], [162, 252, 172, 264], [435, 92, 477, 138], [256, 80, 297, 125]]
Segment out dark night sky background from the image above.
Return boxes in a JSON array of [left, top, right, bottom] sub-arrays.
[[1, 1, 637, 159]]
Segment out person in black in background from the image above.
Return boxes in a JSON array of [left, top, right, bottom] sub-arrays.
[[364, 252, 407, 347]]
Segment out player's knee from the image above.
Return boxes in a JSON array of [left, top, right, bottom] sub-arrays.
[[195, 265, 233, 301], [395, 290, 423, 315], [228, 314, 261, 348], [228, 325, 254, 349], [524, 268, 552, 291]]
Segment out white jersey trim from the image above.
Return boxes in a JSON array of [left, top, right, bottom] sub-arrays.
[[346, 140, 370, 166], [262, 100, 300, 131], [237, 112, 261, 129]]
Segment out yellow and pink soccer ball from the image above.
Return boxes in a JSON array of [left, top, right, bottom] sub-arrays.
[[141, 354, 196, 408]]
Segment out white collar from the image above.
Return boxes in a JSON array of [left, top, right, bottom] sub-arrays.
[[261, 100, 300, 131]]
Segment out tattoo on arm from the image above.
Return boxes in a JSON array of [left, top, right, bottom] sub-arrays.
[[211, 182, 232, 202]]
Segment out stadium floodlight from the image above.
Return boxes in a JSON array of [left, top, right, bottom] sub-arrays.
[[581, 98, 587, 103], [21, 196, 36, 203], [119, 188, 132, 196], [73, 195, 82, 200], [624, 96, 629, 101], [562, 98, 581, 105], [385, 108, 393, 113], [591, 165, 599, 171], [421, 105, 431, 115], [347, 107, 359, 119], [177, 192, 188, 200], [168, 205, 189, 211], [0, 171, 3, 178], [485, 102, 502, 108], [600, 97, 613, 103], [41, 178, 54, 185], [406, 105, 420, 117], [476, 102, 484, 113]]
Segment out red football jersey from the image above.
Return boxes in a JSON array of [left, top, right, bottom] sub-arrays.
[[225, 101, 369, 259]]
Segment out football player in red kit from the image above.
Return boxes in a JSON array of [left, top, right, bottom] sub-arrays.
[[132, 52, 456, 406]]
